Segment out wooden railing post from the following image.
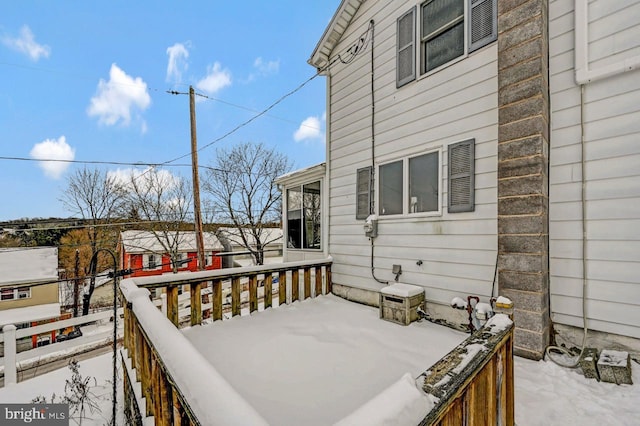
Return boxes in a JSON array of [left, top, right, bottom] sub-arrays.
[[279, 271, 286, 305], [232, 277, 241, 317], [190, 282, 202, 326], [304, 267, 311, 299], [249, 275, 258, 313], [292, 269, 300, 302], [167, 286, 179, 326], [315, 266, 322, 297], [212, 279, 222, 321], [326, 265, 332, 294], [264, 274, 273, 309]]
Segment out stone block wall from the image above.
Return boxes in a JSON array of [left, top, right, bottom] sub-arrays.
[[497, 0, 551, 359]]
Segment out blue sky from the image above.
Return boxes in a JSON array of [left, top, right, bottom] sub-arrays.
[[0, 1, 337, 221]]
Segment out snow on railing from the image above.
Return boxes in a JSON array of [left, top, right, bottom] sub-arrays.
[[119, 258, 332, 425], [417, 314, 515, 425]]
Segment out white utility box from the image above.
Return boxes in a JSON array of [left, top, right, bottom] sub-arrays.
[[379, 283, 425, 325]]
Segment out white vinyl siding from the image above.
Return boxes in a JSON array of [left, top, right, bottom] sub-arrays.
[[549, 0, 640, 339], [327, 0, 498, 304]]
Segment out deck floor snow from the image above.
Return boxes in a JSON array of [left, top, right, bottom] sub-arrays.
[[182, 294, 466, 426]]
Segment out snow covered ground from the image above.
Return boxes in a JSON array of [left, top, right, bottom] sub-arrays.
[[0, 294, 638, 425]]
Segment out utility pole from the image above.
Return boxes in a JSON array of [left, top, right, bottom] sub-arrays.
[[189, 85, 205, 325], [73, 249, 80, 317]]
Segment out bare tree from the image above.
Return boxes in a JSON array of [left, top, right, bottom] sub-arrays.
[[124, 169, 193, 273], [203, 142, 291, 265], [60, 167, 125, 315]]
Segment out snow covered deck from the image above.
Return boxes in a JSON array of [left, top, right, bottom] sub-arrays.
[[183, 294, 465, 425], [119, 260, 514, 425]]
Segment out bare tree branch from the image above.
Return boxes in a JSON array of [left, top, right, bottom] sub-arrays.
[[203, 142, 291, 265]]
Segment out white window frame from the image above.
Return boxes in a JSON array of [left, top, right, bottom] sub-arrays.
[[420, 0, 467, 75], [377, 148, 442, 218], [144, 253, 162, 270], [0, 286, 32, 301], [285, 180, 323, 251], [397, 0, 497, 85]]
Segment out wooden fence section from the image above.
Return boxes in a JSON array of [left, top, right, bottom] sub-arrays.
[[133, 258, 333, 327], [418, 315, 514, 426], [120, 259, 332, 425]]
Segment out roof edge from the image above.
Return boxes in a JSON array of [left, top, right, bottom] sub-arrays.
[[308, 0, 365, 71]]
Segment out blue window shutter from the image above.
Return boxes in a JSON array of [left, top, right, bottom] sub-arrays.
[[448, 139, 475, 213], [469, 0, 497, 52], [397, 7, 416, 87]]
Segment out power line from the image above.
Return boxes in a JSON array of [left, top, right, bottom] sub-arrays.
[[164, 69, 324, 164]]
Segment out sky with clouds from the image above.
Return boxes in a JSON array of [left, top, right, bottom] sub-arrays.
[[0, 1, 335, 220]]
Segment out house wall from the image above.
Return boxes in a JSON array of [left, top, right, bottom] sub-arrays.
[[0, 282, 59, 310], [326, 1, 499, 305], [124, 251, 222, 278], [549, 0, 640, 339]]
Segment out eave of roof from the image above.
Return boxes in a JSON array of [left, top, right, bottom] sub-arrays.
[[308, 0, 365, 72]]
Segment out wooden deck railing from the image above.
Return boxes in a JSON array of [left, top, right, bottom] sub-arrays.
[[120, 258, 332, 425], [418, 315, 514, 426]]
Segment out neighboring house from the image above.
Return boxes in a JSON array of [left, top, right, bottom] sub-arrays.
[[0, 247, 61, 351], [276, 163, 328, 262], [216, 227, 284, 266], [119, 230, 224, 278], [307, 0, 640, 359]]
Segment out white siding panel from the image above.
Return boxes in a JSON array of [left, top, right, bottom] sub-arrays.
[[327, 0, 498, 302], [549, 0, 640, 338]]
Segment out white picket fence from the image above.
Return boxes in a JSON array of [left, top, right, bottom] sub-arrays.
[[1, 308, 122, 385]]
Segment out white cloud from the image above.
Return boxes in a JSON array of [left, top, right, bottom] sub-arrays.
[[254, 57, 279, 75], [87, 63, 151, 128], [293, 115, 324, 142], [196, 62, 232, 94], [2, 25, 50, 61], [29, 136, 75, 179], [166, 42, 190, 83], [245, 57, 280, 83], [108, 167, 178, 191]]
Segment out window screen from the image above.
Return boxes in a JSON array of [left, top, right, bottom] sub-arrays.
[[379, 160, 403, 216], [409, 151, 439, 213], [422, 0, 464, 73]]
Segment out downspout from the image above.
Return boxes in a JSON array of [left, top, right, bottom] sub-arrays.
[[368, 19, 388, 285], [324, 68, 331, 259]]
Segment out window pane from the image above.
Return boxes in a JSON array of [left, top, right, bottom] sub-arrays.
[[303, 181, 321, 249], [1, 288, 14, 300], [287, 186, 302, 249], [425, 21, 464, 72], [17, 287, 30, 299], [379, 161, 403, 215], [409, 152, 439, 213], [287, 187, 302, 210], [422, 0, 464, 36]]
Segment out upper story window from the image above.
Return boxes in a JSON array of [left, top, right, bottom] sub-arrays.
[[397, 0, 497, 86], [378, 150, 441, 216], [286, 181, 321, 250], [1, 286, 31, 301]]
